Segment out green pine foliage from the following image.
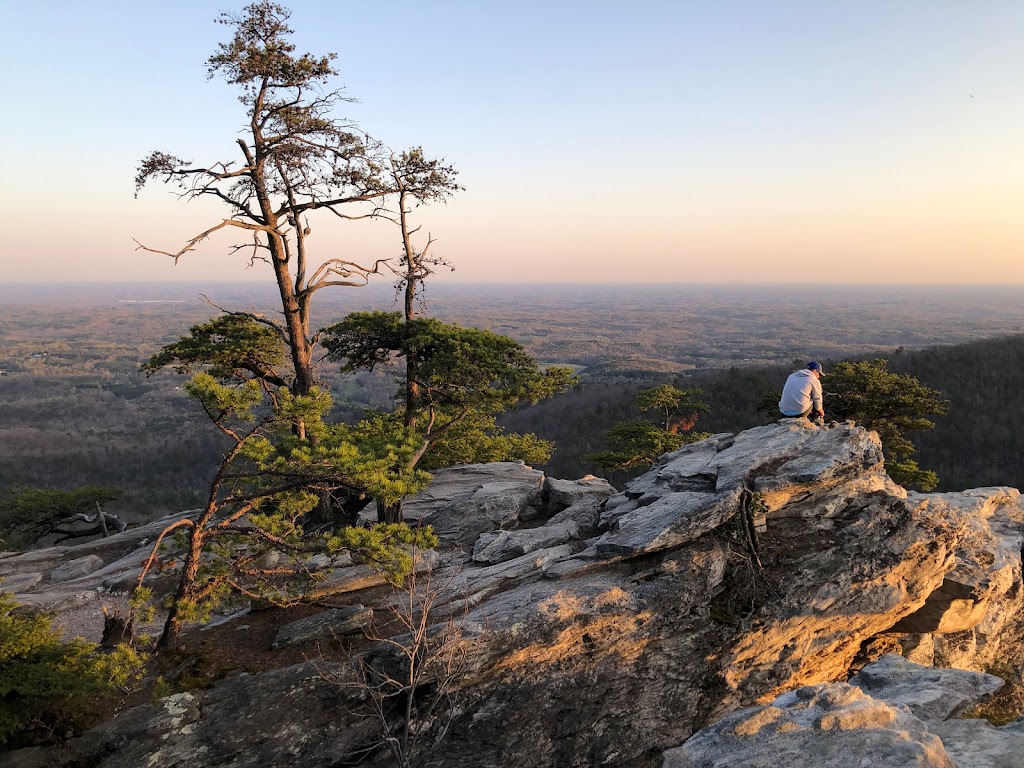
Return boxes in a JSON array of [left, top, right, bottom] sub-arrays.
[[141, 315, 287, 385], [0, 486, 122, 551], [824, 359, 948, 490], [133, 367, 440, 648], [591, 384, 710, 471], [0, 593, 145, 746], [321, 312, 575, 469], [418, 412, 555, 470]]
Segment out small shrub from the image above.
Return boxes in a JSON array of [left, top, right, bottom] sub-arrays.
[[0, 593, 145, 746], [961, 662, 1024, 726]]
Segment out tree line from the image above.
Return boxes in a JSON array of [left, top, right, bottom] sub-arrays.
[[504, 336, 1024, 494]]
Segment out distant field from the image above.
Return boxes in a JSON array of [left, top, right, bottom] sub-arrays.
[[2, 281, 1024, 514], [4, 281, 1024, 369]]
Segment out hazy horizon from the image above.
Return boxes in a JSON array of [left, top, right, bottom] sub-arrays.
[[5, 280, 1024, 313]]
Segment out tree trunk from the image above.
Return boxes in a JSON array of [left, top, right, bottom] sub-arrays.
[[101, 607, 135, 648], [158, 529, 205, 651], [376, 499, 404, 525]]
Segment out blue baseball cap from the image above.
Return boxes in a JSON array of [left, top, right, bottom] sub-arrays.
[[807, 361, 824, 374]]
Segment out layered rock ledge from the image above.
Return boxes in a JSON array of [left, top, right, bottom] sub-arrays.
[[4, 420, 1023, 768]]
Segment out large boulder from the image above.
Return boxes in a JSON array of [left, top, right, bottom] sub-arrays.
[[849, 653, 1003, 721], [889, 488, 1024, 671], [542, 475, 616, 517], [418, 462, 545, 548], [662, 683, 955, 768], [663, 655, 1023, 768]]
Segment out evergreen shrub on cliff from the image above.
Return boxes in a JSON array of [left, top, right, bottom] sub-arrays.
[[0, 593, 144, 746]]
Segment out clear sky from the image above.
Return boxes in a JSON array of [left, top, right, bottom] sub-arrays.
[[3, 1, 1023, 283]]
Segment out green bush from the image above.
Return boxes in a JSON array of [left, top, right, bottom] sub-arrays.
[[0, 593, 145, 745]]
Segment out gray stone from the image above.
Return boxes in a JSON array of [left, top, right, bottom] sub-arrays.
[[0, 571, 43, 593], [409, 461, 543, 519], [449, 544, 575, 608], [61, 662, 376, 768], [472, 520, 580, 565], [542, 556, 603, 581], [599, 495, 638, 530], [930, 717, 1024, 768], [272, 605, 373, 649], [419, 463, 545, 548], [895, 489, 1023, 642], [49, 554, 106, 583], [595, 487, 741, 557], [662, 683, 955, 768], [546, 496, 603, 537], [543, 475, 615, 516], [850, 654, 1004, 721], [708, 420, 883, 495], [622, 435, 730, 499]]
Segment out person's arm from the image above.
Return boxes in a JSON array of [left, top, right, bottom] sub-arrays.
[[811, 377, 824, 417]]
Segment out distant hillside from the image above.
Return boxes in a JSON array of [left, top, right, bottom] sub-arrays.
[[3, 287, 1024, 515], [503, 334, 1024, 493]]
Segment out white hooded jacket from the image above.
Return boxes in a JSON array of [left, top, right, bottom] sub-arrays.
[[778, 368, 822, 416]]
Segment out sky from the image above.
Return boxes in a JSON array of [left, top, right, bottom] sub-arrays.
[[2, 1, 1023, 284]]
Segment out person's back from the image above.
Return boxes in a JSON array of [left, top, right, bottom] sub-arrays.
[[779, 362, 824, 420]]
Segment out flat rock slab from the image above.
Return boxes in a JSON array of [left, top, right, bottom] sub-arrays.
[[663, 682, 955, 768], [0, 571, 43, 593], [50, 554, 106, 583], [850, 654, 1004, 721], [596, 487, 742, 557], [408, 461, 544, 519], [709, 421, 883, 494], [930, 717, 1024, 768], [272, 605, 373, 649], [451, 544, 575, 605], [472, 521, 580, 565]]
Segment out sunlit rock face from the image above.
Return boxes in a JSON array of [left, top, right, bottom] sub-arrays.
[[663, 655, 1024, 768], [10, 421, 1024, 768], [420, 422, 1024, 767]]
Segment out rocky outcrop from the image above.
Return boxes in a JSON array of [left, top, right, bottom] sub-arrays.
[[417, 462, 545, 547], [271, 605, 373, 649], [420, 422, 1024, 766], [892, 488, 1024, 672], [0, 511, 198, 640], [7, 420, 1024, 768], [66, 662, 370, 768], [542, 475, 616, 516], [663, 655, 1023, 768]]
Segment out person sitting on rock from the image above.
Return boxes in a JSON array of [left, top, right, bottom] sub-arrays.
[[778, 361, 825, 422]]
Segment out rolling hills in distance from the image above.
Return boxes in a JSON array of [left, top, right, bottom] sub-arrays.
[[2, 281, 1023, 517]]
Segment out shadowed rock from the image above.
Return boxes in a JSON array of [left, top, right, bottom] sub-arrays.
[[272, 605, 373, 649]]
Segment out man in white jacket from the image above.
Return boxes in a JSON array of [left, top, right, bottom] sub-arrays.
[[778, 361, 825, 421]]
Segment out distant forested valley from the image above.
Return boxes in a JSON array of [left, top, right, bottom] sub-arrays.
[[2, 282, 1024, 520]]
